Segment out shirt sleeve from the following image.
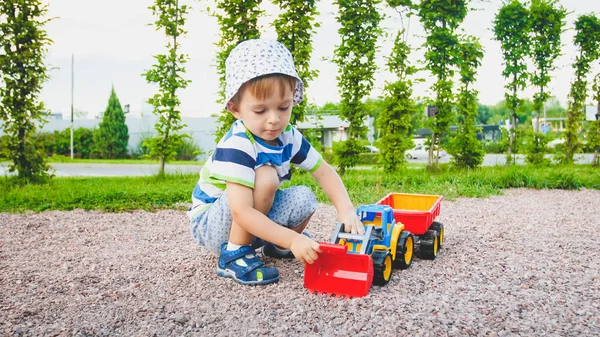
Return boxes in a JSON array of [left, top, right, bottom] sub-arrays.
[[290, 127, 323, 172], [209, 134, 257, 188]]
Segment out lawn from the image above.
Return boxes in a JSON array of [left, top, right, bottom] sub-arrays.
[[1, 164, 598, 213]]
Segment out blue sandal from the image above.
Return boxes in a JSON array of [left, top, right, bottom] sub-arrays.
[[216, 244, 279, 285]]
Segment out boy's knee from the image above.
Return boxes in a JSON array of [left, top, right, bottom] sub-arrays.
[[254, 165, 279, 194], [296, 186, 318, 214]]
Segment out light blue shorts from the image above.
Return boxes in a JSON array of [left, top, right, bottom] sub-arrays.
[[190, 186, 318, 255]]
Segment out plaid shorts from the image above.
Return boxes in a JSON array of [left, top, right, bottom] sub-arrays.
[[190, 186, 318, 255]]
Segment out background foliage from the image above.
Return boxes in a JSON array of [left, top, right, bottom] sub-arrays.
[[0, 0, 52, 182]]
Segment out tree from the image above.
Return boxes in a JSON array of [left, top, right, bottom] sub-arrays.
[[94, 87, 129, 159], [333, 0, 382, 174], [449, 36, 485, 169], [378, 0, 418, 172], [589, 73, 600, 167], [212, 0, 263, 141], [529, 0, 566, 132], [143, 0, 191, 175], [0, 0, 52, 182], [273, 0, 319, 125], [417, 0, 467, 169], [493, 0, 531, 164], [561, 14, 600, 164]]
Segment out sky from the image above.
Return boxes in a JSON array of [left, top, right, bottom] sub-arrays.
[[39, 0, 600, 119]]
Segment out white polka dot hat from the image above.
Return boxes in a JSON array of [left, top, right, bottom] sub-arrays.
[[224, 39, 304, 111]]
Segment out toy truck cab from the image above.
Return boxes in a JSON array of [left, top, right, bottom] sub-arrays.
[[330, 204, 414, 285]]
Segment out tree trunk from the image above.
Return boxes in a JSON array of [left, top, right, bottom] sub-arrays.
[[428, 132, 436, 168]]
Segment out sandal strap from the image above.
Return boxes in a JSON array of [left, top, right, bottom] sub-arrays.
[[219, 245, 256, 264], [236, 259, 265, 279]]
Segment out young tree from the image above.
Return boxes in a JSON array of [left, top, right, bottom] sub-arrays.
[[94, 87, 129, 159], [272, 0, 319, 125], [529, 0, 566, 131], [561, 14, 600, 164], [449, 36, 485, 169], [333, 0, 382, 174], [212, 0, 263, 141], [524, 0, 566, 165], [0, 0, 52, 182], [417, 0, 467, 169], [493, 0, 531, 164], [378, 1, 418, 172], [143, 0, 191, 175], [588, 73, 600, 167]]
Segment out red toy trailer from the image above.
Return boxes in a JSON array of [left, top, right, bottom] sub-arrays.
[[376, 192, 445, 259]]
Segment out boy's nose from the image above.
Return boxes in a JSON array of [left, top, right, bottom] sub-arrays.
[[267, 110, 280, 124]]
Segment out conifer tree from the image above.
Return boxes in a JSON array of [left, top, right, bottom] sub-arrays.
[[94, 87, 129, 159]]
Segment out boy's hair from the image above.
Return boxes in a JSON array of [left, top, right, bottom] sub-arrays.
[[229, 74, 297, 107]]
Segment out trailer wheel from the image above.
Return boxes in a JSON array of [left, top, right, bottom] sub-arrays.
[[430, 221, 444, 249], [372, 251, 393, 286], [393, 231, 414, 270], [419, 229, 439, 260]]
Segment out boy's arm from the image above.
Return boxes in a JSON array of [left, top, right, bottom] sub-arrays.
[[226, 181, 320, 263], [310, 162, 364, 235]]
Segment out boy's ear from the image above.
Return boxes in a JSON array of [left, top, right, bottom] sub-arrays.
[[227, 101, 242, 119]]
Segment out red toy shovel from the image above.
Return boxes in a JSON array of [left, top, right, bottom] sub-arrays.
[[304, 243, 374, 297]]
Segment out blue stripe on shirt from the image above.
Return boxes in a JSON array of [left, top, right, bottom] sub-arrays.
[[291, 137, 310, 165], [213, 148, 256, 168], [280, 171, 292, 182], [192, 184, 217, 204], [256, 152, 283, 167]]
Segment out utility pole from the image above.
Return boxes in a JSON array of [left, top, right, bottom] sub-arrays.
[[70, 53, 74, 160]]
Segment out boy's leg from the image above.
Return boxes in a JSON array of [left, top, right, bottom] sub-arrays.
[[227, 165, 280, 245], [262, 185, 318, 258], [216, 165, 281, 285]]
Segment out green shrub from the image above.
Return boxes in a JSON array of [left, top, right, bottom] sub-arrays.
[[524, 130, 551, 165], [33, 128, 96, 158], [322, 152, 336, 165], [175, 136, 203, 161], [358, 153, 379, 165], [0, 135, 9, 159], [482, 141, 506, 154]]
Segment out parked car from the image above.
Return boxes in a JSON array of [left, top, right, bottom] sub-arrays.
[[547, 138, 565, 149], [405, 144, 447, 160], [365, 145, 380, 153]]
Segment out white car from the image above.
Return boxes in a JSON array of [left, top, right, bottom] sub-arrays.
[[365, 145, 380, 153], [405, 144, 447, 160]]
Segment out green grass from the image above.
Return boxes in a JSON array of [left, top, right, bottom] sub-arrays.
[[1, 165, 598, 213], [1, 157, 203, 165], [0, 174, 198, 213]]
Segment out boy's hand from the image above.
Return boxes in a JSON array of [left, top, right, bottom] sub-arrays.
[[340, 210, 365, 235], [290, 234, 321, 264]]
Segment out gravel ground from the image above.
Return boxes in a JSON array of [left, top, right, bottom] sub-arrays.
[[1, 188, 599, 336]]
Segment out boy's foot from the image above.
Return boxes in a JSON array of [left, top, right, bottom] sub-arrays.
[[263, 232, 312, 259], [216, 243, 279, 285]]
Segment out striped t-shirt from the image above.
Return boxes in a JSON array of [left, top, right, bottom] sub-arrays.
[[188, 120, 322, 218]]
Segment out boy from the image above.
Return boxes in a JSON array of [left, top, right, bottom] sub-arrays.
[[189, 39, 364, 285]]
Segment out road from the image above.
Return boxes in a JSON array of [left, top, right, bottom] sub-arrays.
[[0, 153, 595, 177], [0, 162, 202, 177]]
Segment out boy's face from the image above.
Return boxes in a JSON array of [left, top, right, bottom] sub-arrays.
[[228, 82, 293, 145]]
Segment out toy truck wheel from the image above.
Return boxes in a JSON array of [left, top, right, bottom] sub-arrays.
[[393, 231, 414, 270], [430, 221, 444, 249], [419, 229, 439, 260], [372, 251, 393, 286]]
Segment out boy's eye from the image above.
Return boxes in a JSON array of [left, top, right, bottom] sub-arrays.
[[279, 106, 291, 111], [253, 109, 266, 114]]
